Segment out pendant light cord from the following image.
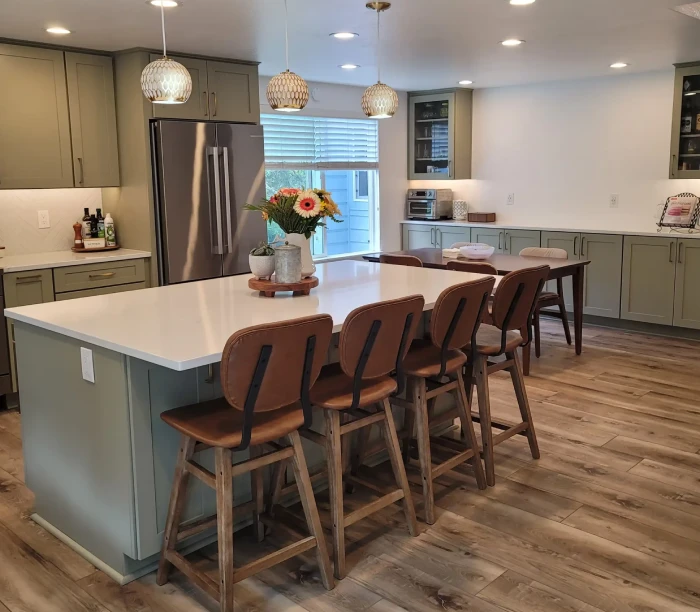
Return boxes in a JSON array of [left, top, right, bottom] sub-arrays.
[[284, 0, 290, 71], [160, 2, 167, 57], [376, 9, 381, 83]]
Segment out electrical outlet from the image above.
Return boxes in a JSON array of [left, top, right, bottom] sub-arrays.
[[80, 347, 95, 383], [37, 210, 50, 229], [609, 194, 619, 209], [507, 193, 515, 206]]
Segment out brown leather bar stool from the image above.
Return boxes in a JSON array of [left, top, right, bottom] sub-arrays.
[[399, 277, 494, 524], [446, 260, 499, 275], [379, 253, 423, 267], [464, 265, 549, 486], [302, 295, 424, 580], [157, 315, 335, 612]]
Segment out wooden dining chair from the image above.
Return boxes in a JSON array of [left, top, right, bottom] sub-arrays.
[[399, 277, 494, 524], [446, 260, 499, 275], [464, 265, 549, 486], [302, 295, 424, 579], [156, 315, 335, 612], [519, 247, 572, 357], [379, 253, 423, 267]]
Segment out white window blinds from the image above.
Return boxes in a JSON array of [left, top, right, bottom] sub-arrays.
[[261, 114, 379, 170]]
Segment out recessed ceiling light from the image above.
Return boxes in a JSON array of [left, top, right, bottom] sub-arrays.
[[331, 32, 359, 40], [510, 0, 536, 4], [501, 39, 524, 46], [149, 0, 179, 6], [340, 64, 360, 70], [458, 80, 473, 85], [46, 26, 71, 35], [610, 62, 628, 69]]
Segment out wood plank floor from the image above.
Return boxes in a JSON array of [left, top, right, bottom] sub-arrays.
[[2, 320, 700, 611]]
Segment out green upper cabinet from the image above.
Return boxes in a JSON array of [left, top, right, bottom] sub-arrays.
[[65, 53, 120, 187], [408, 88, 472, 180], [206, 61, 260, 123], [670, 63, 700, 179], [151, 55, 210, 120], [0, 44, 74, 189]]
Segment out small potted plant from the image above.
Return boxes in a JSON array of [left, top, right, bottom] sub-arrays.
[[249, 243, 276, 280]]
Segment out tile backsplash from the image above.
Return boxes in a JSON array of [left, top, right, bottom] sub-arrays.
[[0, 189, 103, 255]]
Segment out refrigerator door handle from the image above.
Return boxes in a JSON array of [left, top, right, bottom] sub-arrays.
[[208, 146, 224, 255], [221, 146, 234, 254]]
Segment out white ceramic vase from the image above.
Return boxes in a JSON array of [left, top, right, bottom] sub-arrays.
[[284, 232, 316, 278], [248, 254, 275, 280]]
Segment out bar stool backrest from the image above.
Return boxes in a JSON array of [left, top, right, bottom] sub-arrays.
[[430, 276, 495, 377], [220, 315, 334, 448], [446, 260, 499, 275], [379, 254, 423, 267], [490, 266, 550, 352], [339, 295, 425, 408]]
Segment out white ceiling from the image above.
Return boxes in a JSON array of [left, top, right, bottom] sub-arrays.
[[2, 0, 700, 90]]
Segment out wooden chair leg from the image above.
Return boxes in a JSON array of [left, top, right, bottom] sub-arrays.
[[287, 431, 335, 591], [268, 457, 288, 518], [412, 376, 435, 525], [214, 447, 234, 612], [380, 399, 419, 536], [324, 409, 346, 580], [474, 353, 496, 487], [250, 446, 265, 543], [522, 340, 531, 376], [534, 310, 542, 358], [558, 299, 572, 345], [507, 350, 540, 460], [352, 423, 372, 476], [455, 373, 487, 490], [157, 435, 196, 586], [402, 384, 416, 465]]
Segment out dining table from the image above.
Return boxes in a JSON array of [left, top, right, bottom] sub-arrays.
[[364, 248, 590, 374]]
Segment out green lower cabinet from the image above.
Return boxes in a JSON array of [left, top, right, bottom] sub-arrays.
[[540, 232, 579, 309], [436, 226, 470, 249], [402, 224, 435, 249], [471, 227, 504, 253], [581, 233, 623, 319], [505, 230, 541, 255], [673, 239, 700, 330], [621, 236, 676, 325]]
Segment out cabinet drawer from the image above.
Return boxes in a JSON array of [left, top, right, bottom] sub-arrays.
[[3, 269, 55, 308], [54, 260, 146, 293], [55, 281, 147, 301]]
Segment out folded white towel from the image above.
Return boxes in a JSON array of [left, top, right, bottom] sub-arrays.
[[442, 248, 461, 259]]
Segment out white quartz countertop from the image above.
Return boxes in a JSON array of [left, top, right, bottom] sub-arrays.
[[401, 219, 700, 239], [0, 249, 151, 273], [5, 260, 499, 371]]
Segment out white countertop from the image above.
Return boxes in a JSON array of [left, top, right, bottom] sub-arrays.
[[0, 249, 151, 273], [5, 260, 498, 372], [401, 219, 700, 239]]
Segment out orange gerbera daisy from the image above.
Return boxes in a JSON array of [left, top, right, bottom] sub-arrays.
[[293, 190, 322, 218]]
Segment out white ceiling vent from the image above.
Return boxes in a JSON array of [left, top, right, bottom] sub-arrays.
[[674, 3, 700, 20]]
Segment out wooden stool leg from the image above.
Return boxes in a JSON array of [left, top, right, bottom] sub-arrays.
[[214, 447, 234, 612], [508, 350, 540, 460], [268, 457, 288, 518], [474, 354, 496, 487], [250, 446, 265, 542], [412, 376, 435, 525], [455, 373, 487, 490], [402, 386, 416, 465], [381, 399, 419, 536], [534, 311, 542, 358], [522, 338, 531, 376], [287, 431, 335, 591], [352, 424, 372, 476], [157, 435, 196, 586], [324, 410, 345, 580]]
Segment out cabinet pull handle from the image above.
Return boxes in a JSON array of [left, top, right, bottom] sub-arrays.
[[430, 227, 435, 246], [581, 236, 587, 258], [16, 274, 41, 282], [204, 363, 215, 383], [89, 272, 116, 279], [211, 92, 218, 117], [498, 232, 503, 251], [679, 241, 684, 264], [203, 91, 209, 116], [77, 157, 84, 186], [669, 242, 676, 263], [671, 154, 677, 178], [448, 160, 453, 178], [573, 236, 578, 256], [437, 228, 443, 248]]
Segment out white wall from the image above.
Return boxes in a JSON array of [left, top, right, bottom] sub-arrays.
[[412, 70, 700, 232], [259, 77, 407, 251]]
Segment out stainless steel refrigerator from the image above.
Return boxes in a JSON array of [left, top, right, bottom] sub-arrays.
[[151, 120, 267, 285]]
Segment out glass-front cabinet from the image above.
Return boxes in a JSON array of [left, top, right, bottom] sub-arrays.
[[671, 63, 700, 179], [408, 88, 473, 180]]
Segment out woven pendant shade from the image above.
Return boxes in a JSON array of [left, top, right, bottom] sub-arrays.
[[141, 57, 192, 104], [362, 82, 398, 119], [267, 70, 309, 112]]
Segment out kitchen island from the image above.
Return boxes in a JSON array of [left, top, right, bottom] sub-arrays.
[[4, 260, 493, 584]]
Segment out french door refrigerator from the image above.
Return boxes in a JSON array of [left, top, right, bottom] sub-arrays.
[[151, 120, 267, 285]]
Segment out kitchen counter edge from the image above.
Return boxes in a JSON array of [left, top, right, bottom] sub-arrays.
[[0, 249, 152, 273]]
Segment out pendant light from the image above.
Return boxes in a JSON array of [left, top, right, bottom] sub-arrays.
[[362, 1, 398, 119], [266, 0, 310, 112], [141, 1, 192, 104]]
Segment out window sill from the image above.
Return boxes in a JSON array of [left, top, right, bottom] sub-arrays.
[[313, 250, 375, 264]]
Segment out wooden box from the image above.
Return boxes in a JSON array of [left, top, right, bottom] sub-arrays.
[[468, 212, 496, 223]]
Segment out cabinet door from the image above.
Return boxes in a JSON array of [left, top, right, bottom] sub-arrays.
[[670, 65, 700, 179], [471, 228, 504, 253], [541, 232, 580, 309], [436, 226, 470, 249], [506, 230, 541, 255], [621, 236, 676, 325], [581, 233, 623, 319], [3, 269, 55, 308], [402, 224, 435, 250], [409, 92, 455, 180], [150, 55, 210, 120], [0, 44, 73, 188], [673, 240, 700, 329], [206, 61, 260, 123], [65, 53, 119, 187]]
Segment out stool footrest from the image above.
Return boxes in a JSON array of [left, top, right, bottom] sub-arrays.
[[184, 460, 216, 488], [234, 536, 317, 583], [166, 549, 220, 600], [345, 489, 404, 526], [426, 379, 458, 400], [492, 422, 530, 445], [176, 514, 218, 543], [340, 411, 385, 436], [431, 448, 478, 480]]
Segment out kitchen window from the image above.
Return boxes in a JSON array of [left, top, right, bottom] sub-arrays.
[[261, 114, 380, 258]]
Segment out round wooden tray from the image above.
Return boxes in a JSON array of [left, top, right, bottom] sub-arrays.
[[72, 245, 120, 253], [249, 276, 318, 297]]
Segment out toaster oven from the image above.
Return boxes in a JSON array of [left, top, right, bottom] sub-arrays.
[[406, 189, 453, 220]]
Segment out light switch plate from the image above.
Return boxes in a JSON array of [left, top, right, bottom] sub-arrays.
[[80, 347, 95, 383], [38, 210, 50, 229], [610, 194, 619, 209], [507, 193, 515, 206]]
